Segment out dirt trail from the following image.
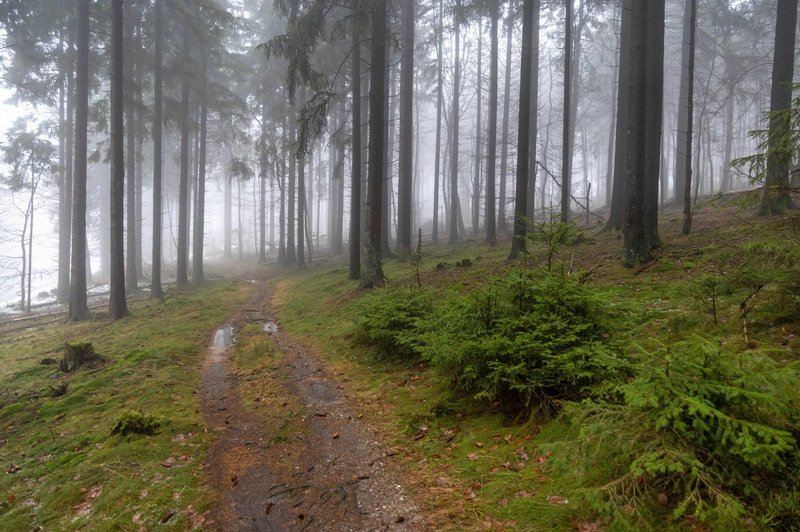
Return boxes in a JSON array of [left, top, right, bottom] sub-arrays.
[[201, 278, 423, 531]]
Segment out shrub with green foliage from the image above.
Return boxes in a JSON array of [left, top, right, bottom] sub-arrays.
[[355, 287, 432, 359], [110, 410, 161, 436], [416, 273, 629, 415], [574, 337, 799, 527]]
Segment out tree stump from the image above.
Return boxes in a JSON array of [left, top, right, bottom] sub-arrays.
[[60, 342, 99, 372]]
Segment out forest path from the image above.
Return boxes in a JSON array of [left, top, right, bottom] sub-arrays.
[[200, 275, 423, 531]]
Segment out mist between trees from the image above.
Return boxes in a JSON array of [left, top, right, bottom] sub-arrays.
[[0, 0, 795, 316]]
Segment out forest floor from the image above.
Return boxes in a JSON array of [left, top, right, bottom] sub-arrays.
[[201, 274, 425, 530], [0, 193, 798, 530]]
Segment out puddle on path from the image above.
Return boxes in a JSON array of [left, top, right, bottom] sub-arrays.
[[263, 321, 278, 334], [210, 325, 233, 363]]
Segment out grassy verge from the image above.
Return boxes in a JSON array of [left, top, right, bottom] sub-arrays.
[[273, 203, 800, 530], [0, 280, 250, 530]]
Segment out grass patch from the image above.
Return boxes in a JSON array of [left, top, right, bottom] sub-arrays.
[[0, 280, 250, 530]]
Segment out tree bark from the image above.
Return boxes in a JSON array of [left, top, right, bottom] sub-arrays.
[[176, 22, 191, 287], [527, 1, 540, 222], [763, 0, 798, 213], [125, 6, 137, 294], [485, 0, 499, 244], [69, 0, 90, 321], [361, 0, 387, 288], [192, 68, 207, 281], [471, 20, 483, 236], [606, 0, 632, 230], [624, 0, 664, 266], [681, 0, 697, 234], [561, 0, 573, 223], [350, 31, 362, 279], [151, 0, 163, 298], [109, 0, 128, 319], [297, 88, 306, 269], [449, 0, 463, 243], [432, 0, 444, 242], [509, 0, 534, 258], [498, 1, 513, 234], [397, 0, 414, 258]]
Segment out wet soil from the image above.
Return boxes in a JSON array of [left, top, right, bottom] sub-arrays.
[[201, 279, 423, 531]]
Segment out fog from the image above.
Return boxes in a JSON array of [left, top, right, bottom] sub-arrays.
[[0, 0, 783, 314]]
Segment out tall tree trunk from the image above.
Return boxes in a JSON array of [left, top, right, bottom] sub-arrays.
[[151, 0, 163, 299], [135, 37, 144, 280], [287, 110, 297, 262], [224, 175, 232, 258], [681, 0, 697, 234], [397, 0, 415, 258], [498, 1, 513, 234], [720, 90, 734, 193], [561, 0, 573, 223], [58, 30, 74, 304], [763, 0, 798, 213], [297, 89, 306, 269], [485, 0, 499, 244], [509, 0, 534, 258], [259, 86, 268, 263], [335, 112, 346, 253], [644, 0, 665, 250], [673, 0, 692, 202], [432, 0, 444, 242], [606, 0, 632, 230], [176, 22, 190, 287], [192, 72, 207, 281], [361, 0, 387, 288], [526, 1, 540, 221], [449, 0, 463, 243], [382, 55, 395, 257], [624, 0, 664, 266], [349, 31, 362, 279], [69, 0, 90, 321], [472, 20, 483, 236], [125, 7, 137, 294], [279, 122, 287, 263], [109, 0, 128, 319]]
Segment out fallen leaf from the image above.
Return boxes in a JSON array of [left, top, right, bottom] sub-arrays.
[[160, 510, 175, 524], [6, 464, 20, 474], [481, 516, 504, 530], [547, 495, 569, 505], [410, 425, 428, 441], [332, 432, 340, 439], [474, 442, 483, 448], [186, 506, 206, 529], [73, 485, 103, 516], [467, 453, 479, 461], [514, 490, 537, 498], [498, 498, 509, 508], [571, 519, 604, 532], [503, 434, 513, 443], [132, 512, 143, 524], [161, 457, 176, 468]]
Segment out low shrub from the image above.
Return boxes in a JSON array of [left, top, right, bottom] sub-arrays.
[[574, 337, 800, 527], [354, 287, 432, 359], [416, 272, 629, 415], [110, 410, 161, 436]]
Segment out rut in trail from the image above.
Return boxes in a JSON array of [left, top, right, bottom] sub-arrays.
[[201, 279, 423, 531]]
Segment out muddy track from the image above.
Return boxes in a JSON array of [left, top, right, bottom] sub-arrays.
[[201, 278, 424, 531]]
